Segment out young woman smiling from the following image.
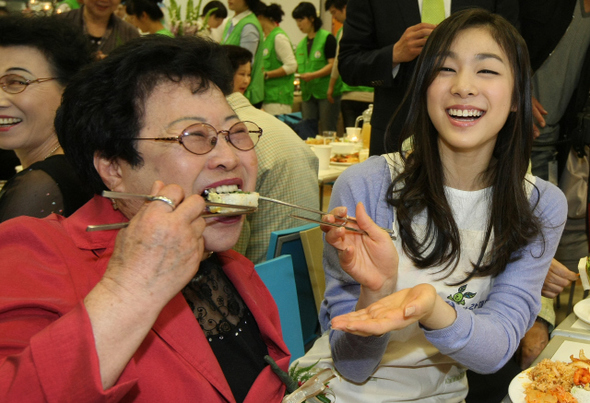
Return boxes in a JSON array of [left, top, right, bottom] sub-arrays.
[[292, 9, 567, 402]]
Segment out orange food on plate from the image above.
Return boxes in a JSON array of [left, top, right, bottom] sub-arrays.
[[524, 350, 590, 403]]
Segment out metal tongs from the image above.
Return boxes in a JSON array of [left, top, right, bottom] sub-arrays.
[[86, 190, 257, 232], [259, 196, 396, 239]]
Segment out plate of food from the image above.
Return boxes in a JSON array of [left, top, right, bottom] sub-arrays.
[[331, 153, 359, 165], [574, 299, 590, 326], [508, 351, 590, 403]]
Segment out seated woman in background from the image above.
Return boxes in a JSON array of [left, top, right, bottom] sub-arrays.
[[0, 35, 289, 402], [0, 16, 93, 223], [125, 0, 174, 37], [293, 9, 567, 402]]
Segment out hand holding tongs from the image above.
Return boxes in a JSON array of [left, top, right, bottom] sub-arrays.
[[259, 196, 396, 239], [86, 190, 257, 232]]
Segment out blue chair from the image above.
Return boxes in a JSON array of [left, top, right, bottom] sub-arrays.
[[255, 255, 305, 363], [266, 224, 320, 349]]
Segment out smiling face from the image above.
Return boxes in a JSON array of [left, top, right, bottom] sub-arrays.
[[427, 27, 515, 162], [84, 0, 121, 19], [0, 46, 64, 158], [108, 80, 258, 252], [232, 62, 251, 94]]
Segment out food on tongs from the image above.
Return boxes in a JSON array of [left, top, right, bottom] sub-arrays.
[[204, 185, 259, 213]]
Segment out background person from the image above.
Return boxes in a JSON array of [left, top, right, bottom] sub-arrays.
[[200, 0, 228, 41], [60, 0, 140, 58], [223, 44, 319, 264], [292, 1, 341, 133], [0, 35, 290, 402], [125, 0, 174, 37], [325, 0, 373, 130], [255, 2, 297, 116], [0, 16, 93, 223], [293, 10, 566, 401], [222, 0, 265, 108]]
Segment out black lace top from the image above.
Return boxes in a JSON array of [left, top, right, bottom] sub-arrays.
[[182, 255, 268, 403], [0, 155, 92, 224]]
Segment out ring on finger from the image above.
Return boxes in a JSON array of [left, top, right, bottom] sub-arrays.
[[151, 195, 176, 210]]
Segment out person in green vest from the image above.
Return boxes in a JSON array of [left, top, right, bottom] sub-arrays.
[[255, 2, 297, 116], [325, 0, 374, 129], [292, 2, 340, 133], [222, 0, 264, 108], [125, 0, 174, 37]]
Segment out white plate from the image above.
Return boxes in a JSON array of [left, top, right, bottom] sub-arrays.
[[330, 161, 355, 166], [508, 368, 530, 403], [574, 298, 590, 325]]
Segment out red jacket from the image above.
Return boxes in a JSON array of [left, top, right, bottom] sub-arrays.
[[0, 196, 290, 402]]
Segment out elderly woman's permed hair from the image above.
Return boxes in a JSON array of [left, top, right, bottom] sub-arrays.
[[55, 35, 234, 194]]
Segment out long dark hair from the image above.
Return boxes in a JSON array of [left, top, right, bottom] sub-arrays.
[[387, 9, 540, 281]]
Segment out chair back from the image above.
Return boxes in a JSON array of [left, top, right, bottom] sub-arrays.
[[255, 255, 305, 363], [300, 225, 325, 314], [266, 223, 320, 348]]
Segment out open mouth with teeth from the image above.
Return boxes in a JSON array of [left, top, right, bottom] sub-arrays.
[[202, 184, 259, 213], [447, 108, 484, 121], [0, 118, 22, 128]]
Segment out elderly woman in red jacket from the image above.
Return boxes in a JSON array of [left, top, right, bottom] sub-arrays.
[[0, 35, 289, 402]]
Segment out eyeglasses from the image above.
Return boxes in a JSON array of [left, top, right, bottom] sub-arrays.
[[133, 120, 263, 155], [0, 74, 59, 94]]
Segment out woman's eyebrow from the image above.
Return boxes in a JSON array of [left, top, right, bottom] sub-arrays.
[[440, 51, 505, 64], [166, 114, 240, 128], [475, 53, 505, 63], [6, 67, 33, 74]]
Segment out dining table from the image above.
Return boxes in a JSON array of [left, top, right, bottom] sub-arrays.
[[317, 163, 354, 210]]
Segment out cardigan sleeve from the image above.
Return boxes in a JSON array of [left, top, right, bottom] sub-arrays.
[[319, 156, 396, 382]]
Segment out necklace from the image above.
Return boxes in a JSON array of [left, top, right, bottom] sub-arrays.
[[44, 144, 61, 160]]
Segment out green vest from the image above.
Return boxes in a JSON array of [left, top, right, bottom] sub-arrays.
[[262, 27, 294, 106], [155, 28, 175, 37], [295, 29, 341, 101], [337, 28, 374, 94], [56, 0, 80, 11], [222, 13, 264, 105]]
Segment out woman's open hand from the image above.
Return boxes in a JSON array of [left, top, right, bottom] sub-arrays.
[[322, 202, 398, 298], [331, 283, 456, 336]]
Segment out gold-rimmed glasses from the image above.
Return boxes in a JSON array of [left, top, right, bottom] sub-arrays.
[[0, 74, 59, 94], [133, 120, 263, 155]]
